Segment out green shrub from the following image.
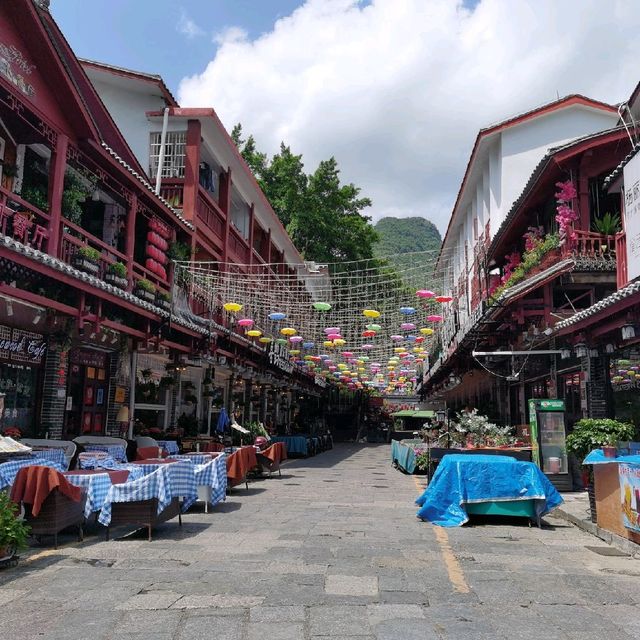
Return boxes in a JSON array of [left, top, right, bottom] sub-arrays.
[[107, 261, 127, 278], [135, 278, 155, 293], [566, 418, 636, 461], [0, 491, 30, 552], [77, 245, 101, 262]]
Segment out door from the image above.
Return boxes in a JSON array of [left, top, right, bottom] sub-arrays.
[[64, 362, 109, 437]]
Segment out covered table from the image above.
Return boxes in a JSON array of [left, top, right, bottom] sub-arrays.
[[63, 468, 140, 518], [226, 447, 258, 488], [194, 453, 227, 511], [416, 454, 562, 527], [169, 453, 213, 465], [27, 448, 68, 468], [127, 459, 197, 510], [256, 442, 288, 476], [271, 436, 309, 456], [0, 456, 67, 489], [82, 443, 127, 462], [156, 440, 180, 456], [391, 439, 421, 473]]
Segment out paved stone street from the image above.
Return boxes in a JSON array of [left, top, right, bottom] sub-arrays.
[[1, 443, 640, 639]]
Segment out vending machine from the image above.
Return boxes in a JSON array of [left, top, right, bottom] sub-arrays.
[[528, 399, 571, 491]]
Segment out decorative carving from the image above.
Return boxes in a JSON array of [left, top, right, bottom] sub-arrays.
[[37, 120, 57, 147], [6, 93, 24, 116], [0, 41, 36, 98], [66, 144, 80, 163]]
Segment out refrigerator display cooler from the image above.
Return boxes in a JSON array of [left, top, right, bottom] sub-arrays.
[[528, 399, 571, 491]]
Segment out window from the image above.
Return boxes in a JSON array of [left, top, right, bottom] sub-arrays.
[[149, 131, 186, 179], [230, 187, 250, 239]]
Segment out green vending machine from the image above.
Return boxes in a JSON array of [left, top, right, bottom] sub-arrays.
[[528, 399, 571, 491]]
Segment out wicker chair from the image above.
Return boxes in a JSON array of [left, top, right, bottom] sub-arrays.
[[21, 439, 76, 469], [105, 497, 182, 542], [23, 488, 87, 549]]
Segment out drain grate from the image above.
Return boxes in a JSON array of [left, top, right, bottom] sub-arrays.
[[585, 545, 630, 557]]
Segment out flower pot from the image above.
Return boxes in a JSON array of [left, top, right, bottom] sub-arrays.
[[72, 256, 100, 275], [105, 273, 128, 289], [602, 445, 617, 458], [135, 288, 155, 303]]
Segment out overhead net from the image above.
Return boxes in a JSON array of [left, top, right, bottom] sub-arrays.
[[173, 248, 455, 395]]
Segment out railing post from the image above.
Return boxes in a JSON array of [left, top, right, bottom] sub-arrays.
[[248, 203, 255, 266], [220, 168, 232, 263], [125, 193, 137, 292], [47, 133, 68, 258]]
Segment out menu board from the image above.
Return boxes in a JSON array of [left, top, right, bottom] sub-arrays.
[[619, 463, 640, 533]]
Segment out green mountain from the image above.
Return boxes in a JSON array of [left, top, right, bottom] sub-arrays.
[[373, 217, 442, 286]]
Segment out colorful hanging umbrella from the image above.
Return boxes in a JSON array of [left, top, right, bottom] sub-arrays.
[[280, 327, 297, 336], [313, 302, 332, 311], [223, 302, 242, 313], [247, 329, 262, 337], [435, 295, 453, 303], [237, 318, 254, 328], [400, 322, 416, 331], [363, 309, 381, 318], [416, 290, 435, 298], [268, 312, 287, 321]]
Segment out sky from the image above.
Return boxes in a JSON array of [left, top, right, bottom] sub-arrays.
[[51, 0, 640, 234]]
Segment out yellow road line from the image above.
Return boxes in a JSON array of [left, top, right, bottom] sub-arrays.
[[433, 526, 470, 593]]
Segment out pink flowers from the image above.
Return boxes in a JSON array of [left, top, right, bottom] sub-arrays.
[[524, 225, 544, 252], [555, 180, 578, 245], [501, 251, 521, 284]]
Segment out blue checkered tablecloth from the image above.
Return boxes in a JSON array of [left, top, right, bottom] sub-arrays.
[[29, 448, 68, 468], [194, 453, 227, 506], [125, 461, 197, 511], [98, 466, 172, 526], [0, 458, 67, 489], [157, 440, 180, 455], [79, 455, 117, 469], [169, 453, 211, 465], [82, 444, 127, 462]]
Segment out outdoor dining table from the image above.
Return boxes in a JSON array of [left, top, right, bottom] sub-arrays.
[[226, 446, 258, 489], [169, 453, 213, 465], [157, 440, 180, 456], [127, 459, 197, 510], [0, 457, 67, 490], [63, 468, 142, 518], [27, 448, 68, 468], [194, 453, 227, 512], [82, 443, 127, 462], [271, 435, 309, 456]]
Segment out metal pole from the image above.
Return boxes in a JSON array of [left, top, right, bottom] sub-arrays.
[[127, 348, 137, 440], [154, 107, 169, 195]]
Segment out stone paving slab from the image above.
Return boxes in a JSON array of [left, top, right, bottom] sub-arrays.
[[4, 443, 640, 639]]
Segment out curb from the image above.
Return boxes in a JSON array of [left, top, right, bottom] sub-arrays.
[[553, 506, 640, 558]]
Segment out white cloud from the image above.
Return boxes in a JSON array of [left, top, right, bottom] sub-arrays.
[[177, 9, 205, 39], [178, 0, 640, 233]]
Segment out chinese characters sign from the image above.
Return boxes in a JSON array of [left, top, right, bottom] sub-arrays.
[[0, 41, 36, 98], [623, 151, 640, 282], [619, 463, 640, 533]]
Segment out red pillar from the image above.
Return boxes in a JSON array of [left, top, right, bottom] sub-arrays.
[[248, 203, 255, 265], [182, 119, 201, 223], [125, 193, 137, 292], [578, 158, 590, 231], [220, 168, 232, 263], [46, 133, 68, 258], [267, 228, 272, 263]]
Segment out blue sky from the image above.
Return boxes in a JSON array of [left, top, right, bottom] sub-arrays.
[[50, 0, 306, 92]]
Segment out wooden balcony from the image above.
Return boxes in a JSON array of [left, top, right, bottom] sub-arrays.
[[196, 185, 225, 240], [229, 226, 250, 264], [563, 229, 616, 261], [159, 178, 184, 210], [0, 185, 52, 252]]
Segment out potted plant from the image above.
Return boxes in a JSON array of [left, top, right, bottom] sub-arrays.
[[134, 278, 156, 302], [105, 261, 128, 289], [72, 245, 101, 275], [0, 491, 30, 565], [155, 290, 171, 311]]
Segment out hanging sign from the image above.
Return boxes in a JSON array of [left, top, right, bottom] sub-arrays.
[[268, 342, 294, 374], [623, 151, 640, 282], [619, 463, 640, 533], [0, 41, 36, 98], [0, 327, 46, 363]]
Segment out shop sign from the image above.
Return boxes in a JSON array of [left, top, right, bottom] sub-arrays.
[[0, 41, 36, 98], [623, 151, 640, 282], [0, 327, 46, 363], [619, 462, 640, 533], [70, 348, 107, 368], [268, 342, 294, 374]]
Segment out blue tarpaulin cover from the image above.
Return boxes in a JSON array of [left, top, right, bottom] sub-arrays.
[[583, 449, 640, 465], [415, 454, 563, 527], [391, 439, 420, 474]]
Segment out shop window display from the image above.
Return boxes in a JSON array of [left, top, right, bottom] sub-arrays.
[[0, 362, 38, 435]]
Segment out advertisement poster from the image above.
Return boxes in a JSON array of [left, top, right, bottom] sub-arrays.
[[623, 150, 640, 282], [619, 463, 640, 533]]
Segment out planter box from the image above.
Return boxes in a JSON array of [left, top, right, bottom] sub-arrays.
[[155, 298, 171, 311], [105, 273, 128, 290], [134, 288, 155, 303], [72, 256, 100, 275]]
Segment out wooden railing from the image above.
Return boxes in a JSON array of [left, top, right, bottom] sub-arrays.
[[229, 226, 250, 263], [564, 229, 616, 258], [0, 185, 51, 251], [196, 185, 225, 240], [616, 231, 628, 289], [159, 179, 184, 210]]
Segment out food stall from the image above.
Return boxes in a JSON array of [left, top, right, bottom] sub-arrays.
[[583, 447, 640, 545]]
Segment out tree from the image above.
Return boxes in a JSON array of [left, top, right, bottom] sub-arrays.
[[231, 124, 377, 263]]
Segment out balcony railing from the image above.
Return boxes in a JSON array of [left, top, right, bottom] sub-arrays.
[[564, 229, 616, 260], [196, 186, 225, 240], [159, 179, 184, 210], [0, 185, 51, 252], [229, 226, 250, 263]]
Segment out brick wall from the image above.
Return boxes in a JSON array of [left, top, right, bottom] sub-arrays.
[[39, 346, 69, 438]]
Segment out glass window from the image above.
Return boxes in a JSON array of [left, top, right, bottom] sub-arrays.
[[0, 362, 38, 436], [230, 187, 250, 239]]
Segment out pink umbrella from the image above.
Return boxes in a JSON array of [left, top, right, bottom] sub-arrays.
[[324, 327, 341, 334], [400, 323, 416, 331], [416, 290, 435, 298], [328, 333, 341, 341], [427, 315, 443, 322], [342, 351, 354, 358], [237, 318, 254, 328], [391, 335, 404, 341], [290, 335, 303, 343], [361, 344, 374, 350]]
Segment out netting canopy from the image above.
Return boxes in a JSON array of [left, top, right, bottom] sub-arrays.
[[174, 249, 453, 395]]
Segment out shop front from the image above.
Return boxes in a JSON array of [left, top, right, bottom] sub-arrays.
[[0, 324, 46, 437], [63, 347, 110, 438]]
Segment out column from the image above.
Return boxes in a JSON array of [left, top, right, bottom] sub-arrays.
[[46, 134, 68, 258], [182, 119, 201, 222], [248, 203, 255, 265], [124, 193, 137, 292], [220, 169, 232, 263]]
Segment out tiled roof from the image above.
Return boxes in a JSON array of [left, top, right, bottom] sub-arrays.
[[553, 279, 640, 332], [99, 142, 194, 231], [603, 145, 640, 189]]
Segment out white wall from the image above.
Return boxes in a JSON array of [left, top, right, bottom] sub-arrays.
[[90, 77, 166, 178], [498, 107, 618, 231]]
